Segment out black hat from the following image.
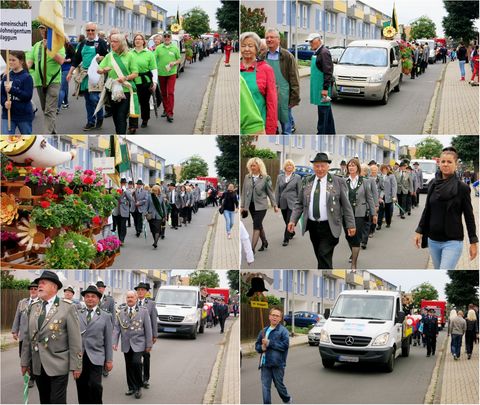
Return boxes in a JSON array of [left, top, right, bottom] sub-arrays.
[[413, 162, 419, 166], [64, 285, 75, 294], [246, 277, 269, 297], [33, 270, 63, 289], [169, 182, 176, 187], [340, 160, 347, 166], [134, 282, 150, 291], [428, 308, 435, 313], [81, 285, 102, 299], [399, 161, 407, 167], [136, 179, 143, 185], [96, 280, 106, 288], [368, 160, 377, 166], [310, 153, 331, 164], [28, 282, 38, 289], [120, 178, 127, 184], [128, 180, 134, 185]]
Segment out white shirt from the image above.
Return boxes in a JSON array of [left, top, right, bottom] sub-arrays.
[[43, 295, 57, 316], [285, 174, 292, 183], [252, 174, 259, 184], [86, 305, 98, 320], [28, 297, 38, 306], [348, 175, 359, 189], [308, 175, 328, 221]]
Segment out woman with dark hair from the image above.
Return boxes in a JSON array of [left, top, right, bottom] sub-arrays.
[[377, 164, 397, 230], [145, 184, 167, 249], [415, 147, 478, 269], [58, 38, 75, 112], [220, 183, 239, 239]]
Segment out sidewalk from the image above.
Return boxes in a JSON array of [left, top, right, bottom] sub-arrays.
[[0, 331, 17, 350], [241, 333, 308, 356], [435, 61, 479, 134], [207, 210, 239, 269], [218, 318, 240, 404]]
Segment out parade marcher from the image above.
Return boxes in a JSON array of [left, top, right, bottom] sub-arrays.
[[411, 43, 419, 79], [67, 22, 108, 130], [76, 285, 113, 404], [241, 157, 278, 253], [63, 285, 83, 310], [20, 271, 83, 404], [179, 185, 189, 226], [395, 162, 413, 219], [457, 42, 468, 81], [224, 39, 233, 67], [405, 165, 416, 215], [288, 153, 356, 269], [307, 32, 335, 134], [127, 180, 135, 228], [185, 185, 194, 224], [449, 310, 466, 360], [255, 307, 292, 405], [465, 309, 478, 360], [134, 283, 158, 389], [155, 32, 181, 123], [240, 31, 278, 135], [220, 183, 239, 239], [145, 184, 168, 248], [470, 46, 479, 86], [167, 182, 182, 230], [415, 147, 478, 269], [1, 50, 34, 134], [11, 282, 38, 387], [26, 25, 65, 134], [423, 308, 439, 357], [97, 34, 139, 134], [360, 163, 379, 247], [132, 179, 148, 238], [275, 159, 302, 246], [377, 164, 397, 230], [264, 28, 300, 135], [113, 291, 152, 399], [339, 160, 348, 177], [57, 38, 75, 112], [96, 280, 115, 377], [366, 162, 380, 237], [412, 162, 423, 207], [113, 178, 134, 246], [216, 297, 229, 334]]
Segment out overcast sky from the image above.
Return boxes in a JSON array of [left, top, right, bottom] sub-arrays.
[[126, 135, 220, 177], [395, 135, 453, 147], [152, 0, 222, 30], [171, 270, 232, 289]]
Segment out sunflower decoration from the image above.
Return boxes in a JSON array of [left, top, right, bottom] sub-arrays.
[[383, 26, 396, 40], [0, 135, 35, 154], [171, 23, 181, 33], [17, 218, 43, 251], [0, 193, 19, 225]]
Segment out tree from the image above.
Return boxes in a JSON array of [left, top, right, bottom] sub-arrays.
[[215, 136, 239, 183], [445, 271, 479, 311], [240, 5, 267, 38], [216, 0, 239, 35], [411, 283, 439, 308], [227, 270, 239, 291], [443, 0, 479, 42], [189, 270, 219, 288], [415, 137, 443, 159], [0, 1, 30, 8], [409, 16, 436, 40], [0, 270, 31, 289], [182, 7, 210, 38], [240, 135, 277, 159], [451, 135, 479, 172], [180, 155, 208, 181]]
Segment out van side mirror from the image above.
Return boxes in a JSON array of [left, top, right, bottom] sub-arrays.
[[392, 60, 399, 67], [395, 311, 405, 324], [324, 308, 330, 319], [332, 57, 339, 64]]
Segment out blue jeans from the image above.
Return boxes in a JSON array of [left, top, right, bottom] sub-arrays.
[[451, 334, 463, 357], [261, 366, 291, 404], [280, 108, 294, 134], [428, 239, 463, 269], [84, 90, 103, 125], [2, 118, 32, 134], [317, 105, 336, 134], [57, 70, 69, 108], [459, 60, 466, 77], [223, 210, 235, 234]]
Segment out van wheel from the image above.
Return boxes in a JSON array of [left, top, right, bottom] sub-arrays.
[[190, 323, 198, 339], [385, 350, 395, 372], [394, 76, 401, 92], [381, 83, 390, 105], [322, 358, 335, 369], [308, 342, 316, 346]]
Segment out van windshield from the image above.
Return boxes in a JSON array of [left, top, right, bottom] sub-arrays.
[[156, 290, 197, 306], [339, 47, 388, 67], [331, 295, 394, 320], [414, 162, 437, 174]]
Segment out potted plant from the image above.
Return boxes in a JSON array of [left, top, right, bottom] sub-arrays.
[[1, 231, 20, 256], [94, 236, 121, 267], [45, 232, 97, 269]]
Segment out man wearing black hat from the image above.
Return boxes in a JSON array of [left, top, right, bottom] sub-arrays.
[[288, 153, 356, 269], [412, 162, 423, 207], [134, 282, 158, 389], [167, 183, 182, 229], [63, 285, 83, 310], [113, 178, 134, 245], [395, 162, 414, 219], [131, 180, 149, 237], [423, 308, 439, 357], [96, 280, 115, 377], [21, 271, 83, 404], [12, 282, 38, 387], [339, 160, 347, 177], [76, 285, 113, 404], [216, 298, 230, 334], [127, 180, 135, 228]]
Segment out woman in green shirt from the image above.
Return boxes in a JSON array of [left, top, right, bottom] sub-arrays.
[[97, 34, 139, 134]]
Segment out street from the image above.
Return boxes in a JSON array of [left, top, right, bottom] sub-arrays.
[[111, 205, 216, 269], [31, 53, 222, 135], [1, 318, 233, 404], [293, 63, 444, 134], [241, 198, 430, 269], [241, 330, 447, 404]]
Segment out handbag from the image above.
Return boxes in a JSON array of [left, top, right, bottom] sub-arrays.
[[145, 213, 152, 221], [241, 210, 248, 219], [219, 206, 224, 215]]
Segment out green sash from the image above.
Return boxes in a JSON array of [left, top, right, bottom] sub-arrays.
[[111, 52, 140, 118]]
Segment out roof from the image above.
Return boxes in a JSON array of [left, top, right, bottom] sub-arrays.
[[339, 290, 400, 297], [160, 285, 199, 291], [348, 40, 398, 48]]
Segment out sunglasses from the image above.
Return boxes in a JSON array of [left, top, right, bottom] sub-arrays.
[[86, 29, 96, 32]]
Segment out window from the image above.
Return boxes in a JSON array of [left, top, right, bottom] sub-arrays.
[[96, 3, 105, 24], [65, 0, 76, 19], [297, 135, 303, 149], [317, 276, 321, 298], [300, 271, 306, 295], [302, 5, 307, 28], [331, 13, 336, 33], [278, 271, 283, 292], [282, 0, 287, 25]]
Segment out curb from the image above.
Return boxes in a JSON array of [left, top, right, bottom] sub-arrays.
[[196, 209, 218, 270], [241, 335, 308, 356], [299, 67, 310, 77], [422, 62, 448, 134], [424, 333, 448, 404]]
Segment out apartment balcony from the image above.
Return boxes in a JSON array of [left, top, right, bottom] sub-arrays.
[[376, 12, 384, 27], [134, 4, 147, 15], [370, 135, 379, 144], [324, 270, 346, 279], [324, 0, 347, 14], [347, 5, 364, 19], [116, 0, 134, 10], [369, 14, 376, 24], [346, 272, 363, 286], [363, 280, 377, 290], [131, 153, 145, 164]]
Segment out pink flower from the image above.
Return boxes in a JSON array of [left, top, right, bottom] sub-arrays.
[[96, 243, 104, 253], [84, 169, 95, 176], [74, 165, 83, 171]]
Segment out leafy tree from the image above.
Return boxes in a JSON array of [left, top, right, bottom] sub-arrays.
[[409, 16, 436, 40], [445, 271, 479, 311], [189, 270, 219, 288], [241, 135, 277, 159], [266, 295, 281, 307], [443, 0, 479, 42], [411, 282, 439, 308], [182, 7, 210, 38], [0, 270, 31, 289], [180, 155, 208, 181], [227, 270, 239, 291], [215, 136, 239, 183], [415, 137, 443, 159], [0, 1, 30, 8], [241, 5, 267, 38], [216, 0, 239, 35], [451, 135, 479, 172]]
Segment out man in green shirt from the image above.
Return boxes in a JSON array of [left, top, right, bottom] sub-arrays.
[[26, 25, 65, 134], [154, 32, 181, 122]]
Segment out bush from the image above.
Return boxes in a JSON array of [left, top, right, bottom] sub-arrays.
[[285, 324, 313, 335], [45, 232, 96, 269], [0, 271, 31, 289]]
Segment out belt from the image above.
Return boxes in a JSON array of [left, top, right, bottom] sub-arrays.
[[308, 219, 328, 224]]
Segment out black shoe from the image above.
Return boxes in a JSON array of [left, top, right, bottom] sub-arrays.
[[103, 370, 109, 377], [128, 127, 137, 134], [125, 390, 135, 396], [136, 233, 140, 237], [258, 241, 269, 251], [361, 243, 367, 249], [426, 354, 430, 357], [83, 123, 96, 131], [167, 115, 174, 122], [282, 241, 289, 246], [104, 112, 113, 118], [407, 212, 411, 216], [161, 235, 165, 239], [28, 379, 35, 388], [135, 390, 142, 399], [143, 381, 150, 389], [95, 119, 103, 129], [161, 111, 167, 117], [468, 354, 472, 359], [386, 224, 391, 228], [141, 121, 148, 128], [401, 215, 405, 219], [376, 225, 381, 230], [153, 243, 157, 249]]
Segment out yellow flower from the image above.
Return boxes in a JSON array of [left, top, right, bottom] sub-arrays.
[[0, 193, 19, 225]]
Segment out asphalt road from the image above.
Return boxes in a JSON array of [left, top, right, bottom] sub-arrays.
[[31, 53, 221, 135], [241, 196, 430, 269], [111, 205, 215, 269], [241, 330, 447, 404], [1, 318, 233, 404], [293, 62, 444, 135]]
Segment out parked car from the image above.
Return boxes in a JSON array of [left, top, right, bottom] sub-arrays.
[[279, 165, 314, 178], [308, 318, 326, 346], [284, 311, 320, 328], [288, 43, 314, 60]]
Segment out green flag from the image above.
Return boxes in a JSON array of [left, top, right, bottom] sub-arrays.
[[391, 3, 398, 31]]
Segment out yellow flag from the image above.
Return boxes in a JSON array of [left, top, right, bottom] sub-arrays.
[[38, 0, 65, 57]]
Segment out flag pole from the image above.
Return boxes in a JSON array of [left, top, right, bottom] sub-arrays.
[[6, 50, 11, 131]]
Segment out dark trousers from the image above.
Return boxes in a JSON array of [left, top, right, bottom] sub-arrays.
[[218, 316, 226, 332], [36, 366, 68, 404], [316, 105, 336, 134], [19, 341, 35, 382], [180, 207, 188, 223], [132, 209, 143, 235], [281, 208, 294, 242], [76, 353, 103, 404], [415, 189, 421, 207], [361, 215, 373, 244], [124, 348, 143, 391], [261, 366, 291, 404], [187, 206, 192, 222], [406, 193, 412, 213], [117, 216, 128, 242], [170, 204, 179, 228], [397, 193, 407, 217], [411, 63, 417, 79], [425, 333, 437, 355], [142, 351, 150, 382], [111, 93, 130, 134], [307, 220, 339, 269], [465, 331, 475, 354], [378, 201, 393, 226]]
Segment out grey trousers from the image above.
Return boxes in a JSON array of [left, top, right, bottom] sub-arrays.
[[36, 83, 60, 134]]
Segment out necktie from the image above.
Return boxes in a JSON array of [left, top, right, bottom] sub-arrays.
[[38, 301, 48, 329], [313, 179, 321, 220], [129, 308, 133, 319], [87, 309, 93, 324], [139, 300, 143, 307]]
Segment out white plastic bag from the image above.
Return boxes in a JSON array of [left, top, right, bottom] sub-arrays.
[[88, 55, 100, 87]]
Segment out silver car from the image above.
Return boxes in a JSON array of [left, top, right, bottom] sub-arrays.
[[308, 319, 326, 346]]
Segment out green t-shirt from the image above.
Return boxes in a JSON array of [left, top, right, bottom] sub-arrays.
[[240, 75, 265, 135], [130, 48, 157, 85], [99, 51, 139, 93], [155, 43, 181, 76], [26, 41, 65, 87]]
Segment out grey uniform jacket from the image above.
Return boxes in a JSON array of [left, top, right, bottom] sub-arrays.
[[138, 298, 158, 338], [78, 307, 113, 366], [99, 295, 115, 325], [21, 297, 83, 376], [132, 188, 149, 214], [145, 193, 168, 220], [241, 174, 276, 211], [113, 306, 153, 353], [275, 173, 302, 210], [380, 174, 397, 203], [395, 171, 414, 194], [414, 169, 423, 190], [194, 187, 201, 201], [290, 173, 356, 238], [12, 298, 37, 341], [113, 189, 134, 217], [183, 191, 193, 207], [367, 176, 380, 210], [345, 177, 376, 217], [167, 189, 183, 209]]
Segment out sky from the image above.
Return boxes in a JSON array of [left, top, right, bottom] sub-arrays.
[[152, 0, 222, 30], [125, 135, 220, 177], [171, 270, 231, 289], [372, 270, 450, 300], [395, 135, 453, 147]]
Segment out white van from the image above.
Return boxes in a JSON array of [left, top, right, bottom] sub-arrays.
[[334, 40, 402, 105], [416, 39, 436, 63], [410, 159, 438, 192], [184, 179, 208, 207], [155, 285, 205, 339], [319, 290, 412, 372]]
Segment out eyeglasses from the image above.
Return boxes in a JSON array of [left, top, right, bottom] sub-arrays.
[[86, 29, 96, 32]]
